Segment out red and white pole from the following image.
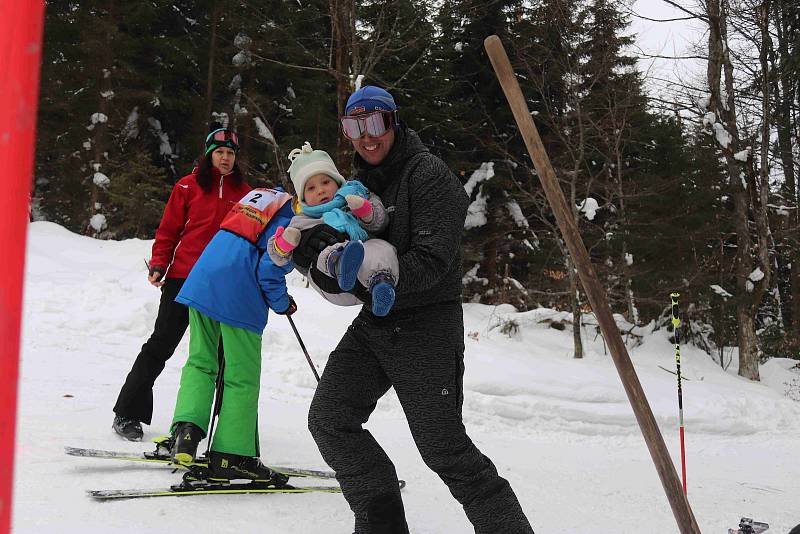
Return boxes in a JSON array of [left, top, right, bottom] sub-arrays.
[[0, 2, 45, 532]]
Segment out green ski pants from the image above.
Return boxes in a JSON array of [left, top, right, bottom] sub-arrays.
[[171, 308, 262, 457]]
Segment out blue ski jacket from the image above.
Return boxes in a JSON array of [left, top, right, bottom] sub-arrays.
[[176, 200, 294, 334]]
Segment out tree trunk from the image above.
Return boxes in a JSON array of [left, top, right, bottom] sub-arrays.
[[204, 1, 221, 136], [88, 0, 115, 236], [705, 0, 770, 381], [773, 1, 800, 346], [330, 0, 355, 174], [736, 306, 761, 378], [567, 254, 584, 359]]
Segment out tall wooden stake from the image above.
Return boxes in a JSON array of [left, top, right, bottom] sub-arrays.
[[483, 35, 701, 533]]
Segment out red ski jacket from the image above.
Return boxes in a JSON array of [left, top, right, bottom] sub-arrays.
[[150, 169, 252, 280]]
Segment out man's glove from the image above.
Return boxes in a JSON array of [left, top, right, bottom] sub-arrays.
[[292, 224, 348, 270], [274, 295, 297, 316]]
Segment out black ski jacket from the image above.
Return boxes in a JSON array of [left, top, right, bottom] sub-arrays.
[[352, 126, 469, 312]]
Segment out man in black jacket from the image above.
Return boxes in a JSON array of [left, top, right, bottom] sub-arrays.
[[302, 86, 534, 534]]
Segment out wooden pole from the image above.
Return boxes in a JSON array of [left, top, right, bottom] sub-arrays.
[[483, 35, 701, 533], [0, 1, 45, 532]]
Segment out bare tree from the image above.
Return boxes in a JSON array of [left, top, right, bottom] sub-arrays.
[[703, 0, 773, 380]]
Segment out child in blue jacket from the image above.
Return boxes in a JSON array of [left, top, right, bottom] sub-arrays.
[[169, 188, 296, 485]]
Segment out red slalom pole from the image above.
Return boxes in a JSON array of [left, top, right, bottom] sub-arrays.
[[670, 293, 688, 494], [0, 2, 46, 532]]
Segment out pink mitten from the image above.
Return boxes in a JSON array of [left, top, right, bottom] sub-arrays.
[[274, 226, 301, 256], [346, 194, 373, 221]]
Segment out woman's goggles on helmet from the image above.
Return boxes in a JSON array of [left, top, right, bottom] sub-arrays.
[[206, 128, 239, 146], [340, 111, 395, 140]]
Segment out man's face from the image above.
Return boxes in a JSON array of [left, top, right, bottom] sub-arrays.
[[350, 119, 395, 166]]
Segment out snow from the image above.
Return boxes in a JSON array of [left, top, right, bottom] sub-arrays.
[[464, 189, 487, 229], [92, 172, 109, 188], [462, 263, 488, 286], [90, 112, 108, 125], [253, 117, 275, 143], [578, 197, 599, 220], [211, 112, 229, 127], [234, 32, 252, 50], [506, 200, 529, 229], [121, 107, 139, 140], [734, 147, 751, 162], [88, 214, 106, 232], [146, 118, 173, 157], [463, 162, 494, 197], [749, 267, 765, 283], [13, 222, 800, 534], [232, 50, 251, 67], [624, 252, 633, 266], [712, 122, 732, 149], [710, 284, 733, 299]]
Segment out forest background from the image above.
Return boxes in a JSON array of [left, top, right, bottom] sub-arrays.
[[34, 0, 800, 381]]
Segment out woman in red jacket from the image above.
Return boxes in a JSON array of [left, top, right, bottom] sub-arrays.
[[112, 127, 252, 441]]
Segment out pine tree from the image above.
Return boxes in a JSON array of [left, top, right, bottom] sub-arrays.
[[431, 0, 542, 308], [104, 150, 170, 239]]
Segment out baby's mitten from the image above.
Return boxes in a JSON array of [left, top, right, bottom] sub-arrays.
[[346, 194, 373, 222], [274, 226, 301, 256]]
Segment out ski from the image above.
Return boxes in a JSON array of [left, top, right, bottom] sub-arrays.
[[66, 445, 406, 488], [65, 446, 337, 480], [728, 517, 770, 534], [88, 481, 342, 500]]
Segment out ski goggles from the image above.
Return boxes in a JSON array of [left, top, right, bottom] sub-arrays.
[[205, 128, 240, 155], [340, 111, 396, 140]]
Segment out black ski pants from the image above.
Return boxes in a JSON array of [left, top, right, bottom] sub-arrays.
[[308, 302, 534, 534], [113, 278, 189, 425]]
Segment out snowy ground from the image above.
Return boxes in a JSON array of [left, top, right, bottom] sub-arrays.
[[12, 222, 800, 533]]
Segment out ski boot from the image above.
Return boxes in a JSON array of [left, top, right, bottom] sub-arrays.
[[208, 451, 289, 487], [326, 240, 364, 291], [112, 415, 143, 441], [369, 272, 396, 317], [171, 422, 204, 466]]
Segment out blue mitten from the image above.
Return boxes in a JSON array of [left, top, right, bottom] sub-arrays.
[[335, 180, 369, 201]]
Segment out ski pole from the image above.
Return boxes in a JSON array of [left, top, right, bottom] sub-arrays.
[[287, 315, 320, 382], [205, 340, 226, 457], [670, 292, 687, 495]]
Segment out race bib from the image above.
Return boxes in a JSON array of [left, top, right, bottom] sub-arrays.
[[220, 188, 292, 243]]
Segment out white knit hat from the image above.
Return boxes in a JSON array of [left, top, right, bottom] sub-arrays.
[[287, 142, 345, 203]]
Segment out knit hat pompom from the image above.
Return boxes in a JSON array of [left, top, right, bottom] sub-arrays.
[[287, 142, 345, 203]]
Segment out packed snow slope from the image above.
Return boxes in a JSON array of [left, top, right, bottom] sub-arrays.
[[14, 222, 800, 533]]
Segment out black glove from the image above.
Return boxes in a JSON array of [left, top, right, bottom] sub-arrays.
[[292, 224, 349, 270], [149, 265, 165, 282], [274, 295, 297, 316]]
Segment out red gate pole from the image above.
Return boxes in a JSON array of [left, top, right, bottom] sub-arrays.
[[0, 1, 46, 532]]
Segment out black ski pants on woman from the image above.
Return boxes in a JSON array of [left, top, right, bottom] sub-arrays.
[[113, 278, 189, 425], [308, 302, 534, 534]]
